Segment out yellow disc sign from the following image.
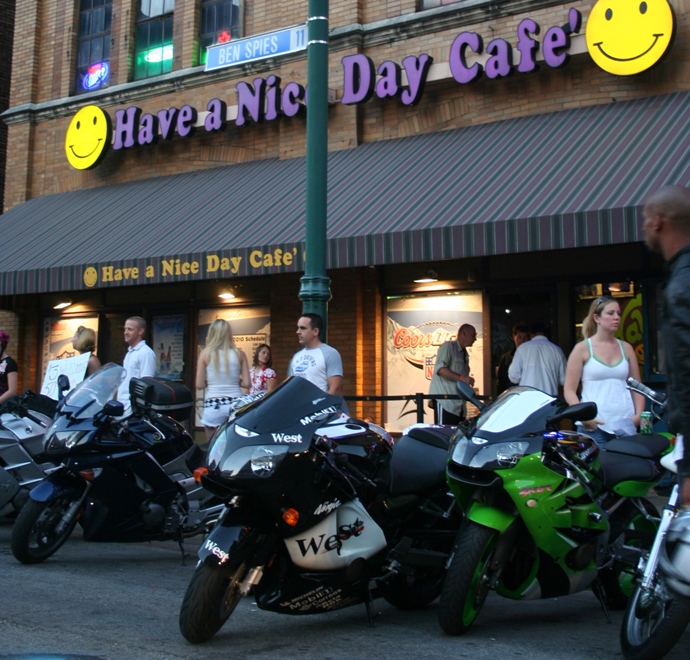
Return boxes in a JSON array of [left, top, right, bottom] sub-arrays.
[[586, 0, 675, 76], [65, 105, 111, 169]]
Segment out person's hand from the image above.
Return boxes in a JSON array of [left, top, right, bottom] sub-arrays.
[[582, 418, 603, 432], [631, 413, 641, 428], [459, 375, 475, 387]]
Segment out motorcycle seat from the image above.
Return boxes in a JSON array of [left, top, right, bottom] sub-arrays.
[[598, 451, 656, 487], [603, 434, 670, 459], [405, 425, 455, 450]]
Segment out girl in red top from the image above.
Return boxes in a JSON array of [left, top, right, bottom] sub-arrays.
[[249, 344, 277, 395]]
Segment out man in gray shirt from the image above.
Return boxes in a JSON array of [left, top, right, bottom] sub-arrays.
[[508, 322, 566, 396], [288, 314, 343, 395]]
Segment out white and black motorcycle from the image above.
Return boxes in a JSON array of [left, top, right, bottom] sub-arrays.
[[620, 378, 690, 659], [179, 376, 461, 644]]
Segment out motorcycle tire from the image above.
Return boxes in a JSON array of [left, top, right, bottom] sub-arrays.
[[382, 568, 445, 610], [179, 561, 248, 644], [600, 499, 659, 610], [11, 497, 80, 564], [620, 580, 690, 660], [438, 522, 498, 635]]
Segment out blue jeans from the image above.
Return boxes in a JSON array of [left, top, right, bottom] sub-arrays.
[[583, 427, 616, 449]]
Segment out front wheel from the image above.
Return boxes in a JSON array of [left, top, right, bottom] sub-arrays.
[[438, 523, 498, 635], [179, 561, 249, 644], [11, 497, 81, 564], [621, 581, 690, 659]]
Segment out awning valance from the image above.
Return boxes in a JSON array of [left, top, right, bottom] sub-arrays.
[[2, 90, 689, 295]]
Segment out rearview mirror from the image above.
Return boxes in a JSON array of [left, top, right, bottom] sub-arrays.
[[103, 400, 124, 417], [456, 379, 485, 412], [57, 374, 70, 394]]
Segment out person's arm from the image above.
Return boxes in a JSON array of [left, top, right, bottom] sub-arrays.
[[507, 347, 523, 384], [238, 351, 250, 391], [266, 369, 278, 392], [86, 354, 101, 376], [195, 352, 207, 391], [624, 342, 644, 428], [327, 375, 343, 396], [0, 370, 18, 404], [141, 347, 157, 378]]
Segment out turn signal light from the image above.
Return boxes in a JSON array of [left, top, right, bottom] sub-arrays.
[[282, 508, 299, 526], [194, 467, 208, 483], [78, 468, 102, 481]]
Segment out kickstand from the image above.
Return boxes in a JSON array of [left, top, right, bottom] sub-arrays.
[[365, 596, 376, 628], [177, 536, 189, 566], [591, 579, 612, 624]]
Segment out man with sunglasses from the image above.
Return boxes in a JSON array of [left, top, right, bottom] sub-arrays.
[[643, 184, 690, 506]]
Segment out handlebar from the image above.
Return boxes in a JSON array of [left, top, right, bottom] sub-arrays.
[[626, 377, 667, 406]]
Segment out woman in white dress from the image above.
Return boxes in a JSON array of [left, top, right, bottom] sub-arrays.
[[564, 296, 645, 448], [196, 319, 250, 441]]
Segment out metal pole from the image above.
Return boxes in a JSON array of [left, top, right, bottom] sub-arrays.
[[299, 0, 331, 338]]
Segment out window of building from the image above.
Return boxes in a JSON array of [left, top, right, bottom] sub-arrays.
[[134, 0, 175, 80], [75, 0, 113, 94], [199, 0, 242, 65]]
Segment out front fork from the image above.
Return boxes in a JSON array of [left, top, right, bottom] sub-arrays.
[[638, 484, 679, 590], [55, 482, 92, 535]]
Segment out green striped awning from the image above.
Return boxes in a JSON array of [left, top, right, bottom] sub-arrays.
[[1, 90, 689, 295]]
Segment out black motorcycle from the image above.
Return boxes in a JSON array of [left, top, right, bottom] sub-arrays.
[[11, 363, 224, 563], [179, 376, 461, 644], [0, 390, 58, 518]]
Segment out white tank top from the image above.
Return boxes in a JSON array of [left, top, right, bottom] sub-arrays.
[[580, 338, 634, 433], [204, 348, 243, 399]]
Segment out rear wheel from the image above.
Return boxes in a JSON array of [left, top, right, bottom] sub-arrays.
[[179, 561, 248, 644], [601, 499, 659, 610], [438, 523, 498, 635], [621, 580, 690, 659], [11, 497, 80, 564]]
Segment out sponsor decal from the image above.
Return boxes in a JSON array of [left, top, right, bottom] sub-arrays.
[[519, 484, 553, 497], [271, 432, 303, 443], [295, 518, 364, 556], [300, 406, 338, 426], [312, 397, 326, 405], [314, 499, 341, 516], [203, 539, 230, 564], [280, 586, 346, 611]]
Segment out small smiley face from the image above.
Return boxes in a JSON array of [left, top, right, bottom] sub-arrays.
[[83, 266, 98, 288], [586, 0, 675, 76], [65, 106, 112, 169]]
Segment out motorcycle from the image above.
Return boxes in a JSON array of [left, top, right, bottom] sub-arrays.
[[620, 378, 690, 660], [10, 362, 225, 564], [0, 390, 58, 518], [178, 376, 461, 644], [438, 381, 670, 635]]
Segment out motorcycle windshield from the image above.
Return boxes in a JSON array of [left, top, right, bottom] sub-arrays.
[[474, 387, 558, 436], [62, 362, 126, 419], [234, 376, 345, 434]]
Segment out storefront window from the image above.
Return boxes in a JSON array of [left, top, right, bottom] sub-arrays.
[[134, 0, 175, 80], [198, 0, 242, 66], [419, 0, 466, 9], [75, 0, 113, 94]]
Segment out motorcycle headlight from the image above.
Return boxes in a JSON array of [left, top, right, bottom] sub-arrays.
[[212, 445, 289, 478], [469, 441, 531, 470], [46, 430, 89, 454]]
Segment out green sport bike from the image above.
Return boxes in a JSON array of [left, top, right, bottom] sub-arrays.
[[438, 383, 670, 636]]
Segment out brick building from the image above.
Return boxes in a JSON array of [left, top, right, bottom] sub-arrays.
[[1, 0, 688, 435]]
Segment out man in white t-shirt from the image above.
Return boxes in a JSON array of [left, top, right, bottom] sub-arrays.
[[117, 316, 157, 415], [288, 314, 343, 395], [508, 322, 566, 396]]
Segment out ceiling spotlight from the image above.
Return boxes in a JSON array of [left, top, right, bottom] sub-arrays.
[[53, 299, 72, 310], [414, 270, 439, 283], [218, 291, 235, 300]]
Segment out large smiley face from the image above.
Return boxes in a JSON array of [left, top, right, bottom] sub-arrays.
[[586, 0, 675, 76], [65, 105, 112, 169]]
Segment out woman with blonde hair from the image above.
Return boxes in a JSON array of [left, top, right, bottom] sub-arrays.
[[196, 319, 250, 440], [72, 325, 101, 376], [564, 296, 645, 447]]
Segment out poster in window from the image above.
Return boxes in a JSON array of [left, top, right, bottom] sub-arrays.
[[41, 317, 99, 381], [386, 293, 483, 433], [196, 307, 271, 427], [152, 315, 185, 379]]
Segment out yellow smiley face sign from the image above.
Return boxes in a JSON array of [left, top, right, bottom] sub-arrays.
[[586, 0, 675, 76], [65, 105, 112, 169]]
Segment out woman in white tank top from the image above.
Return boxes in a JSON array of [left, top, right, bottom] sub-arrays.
[[564, 296, 645, 447], [196, 319, 250, 440]]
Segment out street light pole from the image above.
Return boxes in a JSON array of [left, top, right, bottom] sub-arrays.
[[299, 0, 331, 337]]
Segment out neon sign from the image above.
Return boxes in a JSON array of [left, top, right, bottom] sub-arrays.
[[144, 45, 173, 63], [82, 62, 109, 91]]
